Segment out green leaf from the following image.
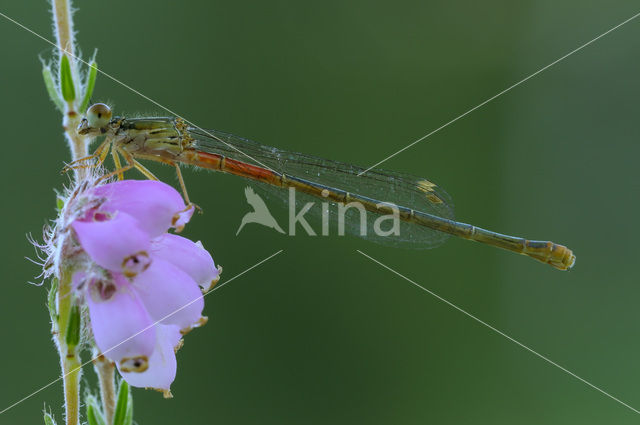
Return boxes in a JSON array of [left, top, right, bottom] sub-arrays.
[[47, 279, 58, 322], [80, 60, 98, 113], [124, 392, 133, 425], [43, 411, 56, 425], [113, 380, 133, 425], [65, 304, 81, 348], [42, 65, 64, 112], [59, 54, 76, 102], [54, 189, 65, 211], [85, 395, 107, 425]]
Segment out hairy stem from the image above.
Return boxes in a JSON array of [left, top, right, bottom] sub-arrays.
[[61, 356, 81, 425], [56, 270, 81, 425], [52, 0, 74, 55], [93, 354, 116, 424], [50, 2, 90, 424], [52, 0, 89, 171], [64, 121, 89, 176]]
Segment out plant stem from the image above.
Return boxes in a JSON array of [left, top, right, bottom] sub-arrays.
[[56, 270, 81, 425], [93, 354, 116, 424], [63, 112, 88, 173], [52, 0, 89, 170], [50, 2, 90, 425], [61, 356, 81, 425], [52, 0, 74, 56]]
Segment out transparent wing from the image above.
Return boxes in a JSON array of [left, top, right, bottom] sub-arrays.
[[188, 127, 455, 249]]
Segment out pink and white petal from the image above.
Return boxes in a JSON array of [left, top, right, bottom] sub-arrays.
[[117, 324, 182, 391], [151, 234, 219, 290], [132, 257, 204, 331], [86, 275, 156, 365], [92, 180, 193, 237], [72, 212, 150, 273], [171, 206, 194, 233]]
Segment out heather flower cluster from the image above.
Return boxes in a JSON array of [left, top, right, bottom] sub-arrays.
[[36, 0, 224, 422], [67, 180, 219, 393]]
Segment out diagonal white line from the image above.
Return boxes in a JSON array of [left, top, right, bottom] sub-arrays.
[[357, 10, 640, 176], [0, 10, 276, 174], [0, 249, 284, 415], [356, 249, 640, 415]]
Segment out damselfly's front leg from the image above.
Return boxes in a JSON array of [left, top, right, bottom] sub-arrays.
[[62, 139, 111, 174]]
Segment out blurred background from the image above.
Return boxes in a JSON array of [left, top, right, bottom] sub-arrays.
[[1, 0, 640, 423]]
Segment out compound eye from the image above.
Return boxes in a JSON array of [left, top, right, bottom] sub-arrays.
[[86, 103, 112, 128]]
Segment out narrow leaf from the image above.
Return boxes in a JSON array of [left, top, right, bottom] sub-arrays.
[[59, 54, 76, 102], [80, 61, 98, 113], [42, 65, 64, 112], [113, 380, 131, 425], [47, 279, 58, 322], [65, 304, 81, 348], [54, 189, 65, 211], [43, 412, 56, 425], [124, 391, 133, 425], [85, 395, 107, 425]]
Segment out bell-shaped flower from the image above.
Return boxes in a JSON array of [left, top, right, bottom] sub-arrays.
[[151, 234, 220, 291], [92, 180, 194, 236], [118, 324, 183, 391], [72, 212, 151, 276]]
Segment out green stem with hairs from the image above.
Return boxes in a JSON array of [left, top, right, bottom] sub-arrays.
[[51, 2, 88, 424], [52, 0, 89, 171], [56, 270, 82, 425]]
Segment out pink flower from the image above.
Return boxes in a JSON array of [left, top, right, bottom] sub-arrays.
[[71, 180, 219, 393]]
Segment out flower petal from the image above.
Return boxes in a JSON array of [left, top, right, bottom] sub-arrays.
[[151, 234, 219, 291], [93, 180, 193, 237], [86, 274, 156, 365], [117, 324, 182, 391], [72, 212, 150, 274], [132, 257, 204, 331]]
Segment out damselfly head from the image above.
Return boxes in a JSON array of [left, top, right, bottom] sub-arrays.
[[77, 103, 112, 135]]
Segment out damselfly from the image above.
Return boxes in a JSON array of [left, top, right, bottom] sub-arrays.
[[74, 103, 575, 271]]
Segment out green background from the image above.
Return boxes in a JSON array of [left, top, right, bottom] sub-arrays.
[[1, 0, 640, 423]]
